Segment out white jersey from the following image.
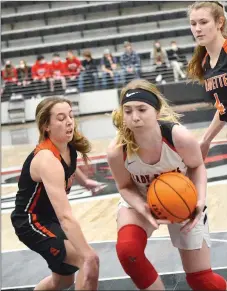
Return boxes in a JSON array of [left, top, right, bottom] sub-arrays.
[[124, 121, 187, 199]]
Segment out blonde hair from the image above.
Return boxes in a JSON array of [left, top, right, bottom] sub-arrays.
[[112, 79, 181, 156], [35, 97, 91, 163], [187, 1, 227, 83]]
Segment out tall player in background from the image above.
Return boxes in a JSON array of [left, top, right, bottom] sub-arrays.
[[187, 1, 227, 160], [107, 79, 227, 290]]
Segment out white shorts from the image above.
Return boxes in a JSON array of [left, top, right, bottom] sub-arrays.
[[118, 198, 211, 250]]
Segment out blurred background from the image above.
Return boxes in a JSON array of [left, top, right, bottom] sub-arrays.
[[2, 0, 224, 125]]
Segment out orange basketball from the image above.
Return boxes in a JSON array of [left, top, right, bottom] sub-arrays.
[[147, 172, 197, 223]]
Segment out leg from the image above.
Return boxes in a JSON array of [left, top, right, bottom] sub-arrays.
[[179, 240, 227, 290], [102, 72, 108, 89], [78, 71, 85, 92], [117, 201, 165, 290], [134, 67, 140, 79], [14, 219, 99, 291], [92, 72, 99, 90], [171, 61, 179, 82], [113, 71, 119, 87], [60, 76, 67, 90], [49, 78, 54, 92], [64, 240, 99, 290], [168, 208, 226, 291], [34, 272, 74, 290], [121, 70, 126, 85]]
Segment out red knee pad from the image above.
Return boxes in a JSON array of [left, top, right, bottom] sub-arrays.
[[116, 224, 158, 289], [186, 268, 227, 290]]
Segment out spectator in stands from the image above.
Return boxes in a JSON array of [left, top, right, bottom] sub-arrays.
[[49, 53, 67, 94], [101, 49, 120, 89], [150, 40, 169, 84], [120, 41, 140, 84], [78, 50, 99, 92], [65, 50, 82, 82], [167, 41, 186, 82], [2, 60, 19, 99], [32, 55, 50, 97], [17, 60, 32, 98]]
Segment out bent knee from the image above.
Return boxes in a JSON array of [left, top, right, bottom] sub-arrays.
[[82, 252, 99, 281]]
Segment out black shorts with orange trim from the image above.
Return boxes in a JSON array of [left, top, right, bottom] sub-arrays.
[[11, 212, 79, 276]]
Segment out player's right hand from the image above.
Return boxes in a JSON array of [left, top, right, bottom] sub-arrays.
[[143, 203, 160, 229]]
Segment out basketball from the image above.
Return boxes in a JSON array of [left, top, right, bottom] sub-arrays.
[[147, 172, 197, 223]]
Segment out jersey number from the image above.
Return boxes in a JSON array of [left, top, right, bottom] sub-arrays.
[[214, 93, 226, 115]]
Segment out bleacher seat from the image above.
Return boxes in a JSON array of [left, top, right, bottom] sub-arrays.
[[83, 27, 117, 39], [51, 1, 88, 9], [158, 18, 189, 29], [159, 1, 191, 10], [86, 9, 119, 21], [48, 14, 84, 26], [121, 4, 159, 15], [16, 3, 49, 14], [43, 32, 81, 44], [2, 23, 12, 32], [8, 36, 43, 48], [1, 0, 203, 98], [119, 22, 158, 34], [1, 6, 15, 16], [13, 19, 46, 30]]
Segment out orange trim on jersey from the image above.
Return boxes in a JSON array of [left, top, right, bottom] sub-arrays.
[[223, 39, 227, 53], [31, 214, 56, 237], [34, 138, 61, 161], [28, 183, 42, 213], [202, 53, 208, 68], [162, 137, 177, 153]]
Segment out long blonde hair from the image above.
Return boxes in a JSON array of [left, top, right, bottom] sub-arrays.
[[112, 79, 181, 156], [187, 1, 227, 83], [35, 97, 91, 163]]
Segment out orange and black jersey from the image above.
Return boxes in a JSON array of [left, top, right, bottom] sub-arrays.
[[11, 139, 77, 224], [202, 39, 227, 121]]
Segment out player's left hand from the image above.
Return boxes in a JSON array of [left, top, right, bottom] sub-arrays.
[[85, 179, 106, 195], [180, 201, 205, 233]]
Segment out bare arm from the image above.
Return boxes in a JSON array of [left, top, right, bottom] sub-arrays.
[[74, 167, 88, 187], [173, 125, 208, 232], [202, 110, 225, 143], [107, 139, 159, 229], [173, 124, 207, 205], [32, 150, 92, 255]]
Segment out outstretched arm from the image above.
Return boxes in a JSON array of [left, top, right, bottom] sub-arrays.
[[200, 110, 225, 159]]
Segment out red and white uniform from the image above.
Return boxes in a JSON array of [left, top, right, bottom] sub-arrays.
[[118, 121, 210, 250]]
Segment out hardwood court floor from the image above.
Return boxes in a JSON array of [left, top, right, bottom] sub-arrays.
[[1, 121, 227, 251], [1, 124, 226, 169], [2, 181, 227, 251]]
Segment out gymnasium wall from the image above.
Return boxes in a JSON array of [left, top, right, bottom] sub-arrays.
[[1, 81, 211, 125]]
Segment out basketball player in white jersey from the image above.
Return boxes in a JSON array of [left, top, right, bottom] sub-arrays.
[[107, 79, 227, 290]]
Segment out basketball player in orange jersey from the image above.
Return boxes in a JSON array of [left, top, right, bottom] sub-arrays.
[[187, 1, 227, 160], [11, 97, 100, 291], [107, 79, 227, 290]]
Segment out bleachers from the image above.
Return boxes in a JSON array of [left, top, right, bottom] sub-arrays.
[[1, 1, 205, 101]]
